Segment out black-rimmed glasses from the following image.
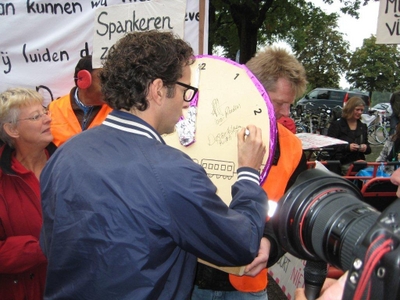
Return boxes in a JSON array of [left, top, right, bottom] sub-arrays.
[[175, 81, 198, 102]]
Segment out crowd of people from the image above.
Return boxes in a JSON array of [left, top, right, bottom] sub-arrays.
[[0, 30, 398, 300]]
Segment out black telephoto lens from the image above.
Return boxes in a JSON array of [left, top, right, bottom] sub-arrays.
[[272, 168, 380, 271]]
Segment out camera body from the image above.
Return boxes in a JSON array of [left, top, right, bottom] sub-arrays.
[[271, 168, 400, 300], [342, 200, 400, 300]]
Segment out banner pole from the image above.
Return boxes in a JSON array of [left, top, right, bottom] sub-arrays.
[[198, 0, 205, 54]]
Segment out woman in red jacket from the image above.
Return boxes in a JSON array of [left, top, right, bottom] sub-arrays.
[[0, 88, 55, 300]]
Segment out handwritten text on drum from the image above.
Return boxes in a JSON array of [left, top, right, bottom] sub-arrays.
[[208, 124, 243, 146], [211, 98, 241, 126]]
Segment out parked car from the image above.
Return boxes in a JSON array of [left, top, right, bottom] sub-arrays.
[[296, 88, 370, 117], [370, 102, 392, 117]]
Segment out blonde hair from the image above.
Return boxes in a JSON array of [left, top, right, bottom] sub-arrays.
[[0, 87, 43, 147], [246, 46, 308, 98], [342, 96, 365, 119]]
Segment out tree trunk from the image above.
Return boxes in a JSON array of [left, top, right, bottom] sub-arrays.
[[238, 22, 259, 64], [229, 1, 273, 64]]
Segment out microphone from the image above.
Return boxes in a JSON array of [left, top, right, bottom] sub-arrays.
[[304, 260, 328, 300]]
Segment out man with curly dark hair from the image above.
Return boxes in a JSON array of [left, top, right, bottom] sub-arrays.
[[40, 31, 268, 300]]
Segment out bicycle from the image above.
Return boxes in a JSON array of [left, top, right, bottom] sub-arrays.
[[293, 103, 334, 135], [292, 105, 310, 133], [375, 113, 391, 143], [362, 110, 390, 145]]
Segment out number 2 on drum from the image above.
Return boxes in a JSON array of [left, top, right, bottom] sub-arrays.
[[253, 108, 262, 115]]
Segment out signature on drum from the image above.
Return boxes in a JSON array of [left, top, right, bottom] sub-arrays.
[[211, 98, 241, 126], [207, 124, 243, 146]]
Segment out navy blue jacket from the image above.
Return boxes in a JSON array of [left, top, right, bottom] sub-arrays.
[[40, 110, 267, 300]]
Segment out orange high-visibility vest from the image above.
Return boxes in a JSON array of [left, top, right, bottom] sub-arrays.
[[229, 123, 303, 292], [49, 94, 112, 147]]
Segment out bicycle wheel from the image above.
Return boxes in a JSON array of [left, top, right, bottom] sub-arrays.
[[375, 125, 389, 144], [367, 126, 379, 145]]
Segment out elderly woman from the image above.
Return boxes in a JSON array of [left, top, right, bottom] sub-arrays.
[[0, 88, 55, 300], [327, 96, 371, 175]]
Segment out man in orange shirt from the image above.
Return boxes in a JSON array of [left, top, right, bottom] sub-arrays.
[[48, 55, 112, 146]]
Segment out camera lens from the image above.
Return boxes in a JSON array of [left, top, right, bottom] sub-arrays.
[[272, 168, 380, 271]]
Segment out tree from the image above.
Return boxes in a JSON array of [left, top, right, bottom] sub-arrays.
[[346, 35, 400, 97], [209, 0, 286, 62], [288, 3, 351, 89], [209, 0, 372, 63]]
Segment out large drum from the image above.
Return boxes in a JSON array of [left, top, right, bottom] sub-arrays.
[[164, 55, 276, 206], [164, 55, 276, 274]]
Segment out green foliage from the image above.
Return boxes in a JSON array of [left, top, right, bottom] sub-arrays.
[[346, 35, 400, 96], [209, 0, 367, 63], [370, 91, 392, 106], [209, 0, 296, 63], [209, 0, 395, 97], [287, 3, 351, 89]]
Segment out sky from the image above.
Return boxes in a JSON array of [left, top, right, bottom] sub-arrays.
[[275, 0, 381, 88], [315, 0, 380, 51]]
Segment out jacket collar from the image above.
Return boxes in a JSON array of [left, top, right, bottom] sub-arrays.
[[0, 142, 57, 175], [338, 118, 363, 134], [103, 110, 165, 144]]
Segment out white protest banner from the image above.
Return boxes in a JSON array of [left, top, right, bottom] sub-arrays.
[[92, 0, 186, 68], [376, 0, 400, 44], [0, 0, 208, 105]]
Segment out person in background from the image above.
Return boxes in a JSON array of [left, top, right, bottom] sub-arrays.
[[40, 31, 268, 300], [327, 96, 371, 175], [48, 55, 112, 146], [375, 122, 400, 174], [389, 90, 400, 135], [0, 87, 55, 300], [192, 46, 308, 300]]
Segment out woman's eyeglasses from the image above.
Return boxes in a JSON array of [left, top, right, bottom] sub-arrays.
[[17, 109, 51, 122]]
